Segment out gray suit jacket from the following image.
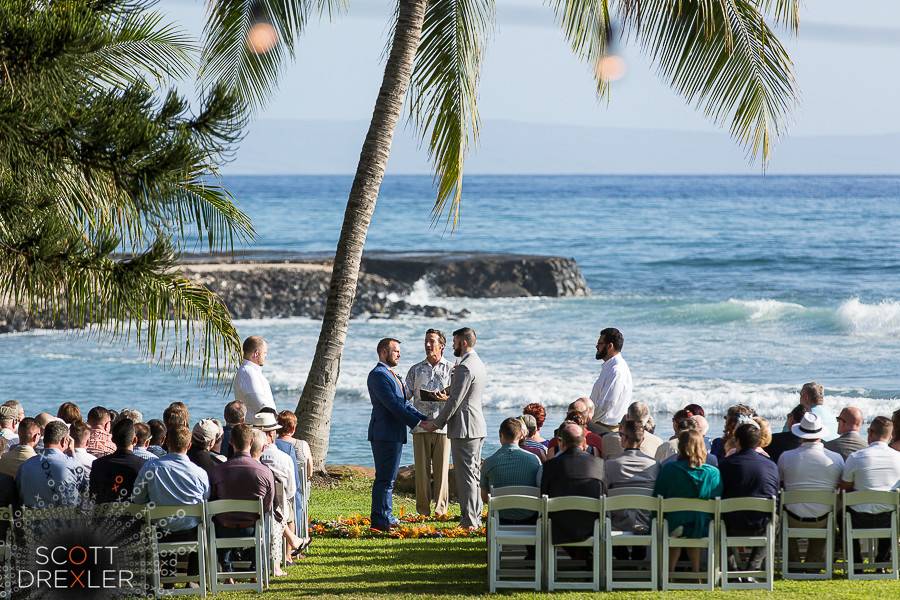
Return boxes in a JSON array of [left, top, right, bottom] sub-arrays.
[[432, 350, 487, 439], [824, 431, 867, 460]]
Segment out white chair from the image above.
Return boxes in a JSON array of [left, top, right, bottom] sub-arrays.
[[842, 490, 900, 580], [718, 497, 776, 590], [660, 497, 718, 591], [147, 503, 209, 597], [490, 485, 540, 497], [205, 499, 268, 593], [780, 489, 836, 580], [603, 490, 659, 591], [545, 496, 602, 591], [487, 494, 543, 592]]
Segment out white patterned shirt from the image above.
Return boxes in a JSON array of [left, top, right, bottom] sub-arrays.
[[404, 357, 453, 434]]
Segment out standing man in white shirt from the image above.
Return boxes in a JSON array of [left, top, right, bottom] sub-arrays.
[[589, 328, 633, 435], [234, 336, 277, 416], [839, 416, 900, 567], [404, 329, 453, 517]]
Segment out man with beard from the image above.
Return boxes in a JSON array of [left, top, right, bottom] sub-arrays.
[[367, 338, 428, 531], [589, 328, 633, 435], [423, 327, 487, 529]]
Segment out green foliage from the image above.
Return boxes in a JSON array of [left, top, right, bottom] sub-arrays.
[[0, 0, 254, 379]]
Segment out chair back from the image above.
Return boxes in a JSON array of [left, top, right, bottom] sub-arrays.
[[719, 496, 776, 515], [604, 494, 659, 512], [148, 502, 206, 521], [661, 497, 717, 515], [491, 485, 540, 497], [546, 496, 602, 514], [488, 494, 543, 513], [843, 490, 900, 510]]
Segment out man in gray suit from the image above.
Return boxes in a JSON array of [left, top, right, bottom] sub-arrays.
[[825, 406, 867, 459], [423, 327, 487, 528]]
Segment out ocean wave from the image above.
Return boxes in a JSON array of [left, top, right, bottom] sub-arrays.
[[658, 297, 900, 337]]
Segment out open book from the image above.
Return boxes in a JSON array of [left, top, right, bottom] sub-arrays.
[[419, 386, 451, 402]]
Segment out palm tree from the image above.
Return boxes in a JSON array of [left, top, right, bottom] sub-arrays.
[[1, 0, 254, 380], [203, 0, 800, 469]]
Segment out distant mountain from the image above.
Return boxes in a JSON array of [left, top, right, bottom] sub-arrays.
[[224, 118, 900, 175]]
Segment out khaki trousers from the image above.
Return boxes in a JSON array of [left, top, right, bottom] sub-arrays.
[[787, 514, 829, 565], [413, 432, 450, 516]]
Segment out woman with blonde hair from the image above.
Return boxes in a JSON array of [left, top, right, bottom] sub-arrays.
[[654, 430, 723, 574]]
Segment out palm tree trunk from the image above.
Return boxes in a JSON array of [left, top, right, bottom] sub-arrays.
[[293, 0, 428, 471]]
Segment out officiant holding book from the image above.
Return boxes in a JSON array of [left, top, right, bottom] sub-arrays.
[[404, 329, 453, 517]]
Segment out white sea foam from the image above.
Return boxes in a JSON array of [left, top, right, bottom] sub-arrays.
[[835, 298, 900, 337], [725, 299, 807, 321]]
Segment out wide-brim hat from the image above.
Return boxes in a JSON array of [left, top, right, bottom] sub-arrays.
[[791, 412, 823, 440], [250, 411, 282, 432]]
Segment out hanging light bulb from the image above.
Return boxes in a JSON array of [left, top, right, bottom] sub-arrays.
[[247, 2, 278, 54], [596, 23, 627, 83]]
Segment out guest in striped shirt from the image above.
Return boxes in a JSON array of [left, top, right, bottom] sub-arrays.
[[479, 418, 542, 524], [518, 414, 547, 462]]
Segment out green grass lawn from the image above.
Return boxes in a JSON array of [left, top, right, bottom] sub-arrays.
[[219, 477, 900, 599]]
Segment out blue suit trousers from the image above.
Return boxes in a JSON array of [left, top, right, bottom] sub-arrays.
[[370, 441, 404, 529]]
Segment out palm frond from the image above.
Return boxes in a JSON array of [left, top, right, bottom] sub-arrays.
[[548, 0, 613, 98], [408, 0, 496, 229], [82, 10, 196, 87], [619, 0, 797, 163], [201, 0, 346, 109]]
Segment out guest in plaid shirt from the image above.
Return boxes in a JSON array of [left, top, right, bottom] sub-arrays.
[[85, 406, 116, 458], [479, 418, 542, 524]]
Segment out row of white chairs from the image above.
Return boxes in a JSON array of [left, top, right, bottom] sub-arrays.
[[0, 499, 276, 598], [487, 486, 900, 592]]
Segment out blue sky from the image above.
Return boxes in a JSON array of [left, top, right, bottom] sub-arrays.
[[159, 0, 900, 173]]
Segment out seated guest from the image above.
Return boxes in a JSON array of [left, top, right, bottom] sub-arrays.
[[692, 415, 712, 451], [891, 409, 900, 452], [719, 422, 779, 575], [90, 419, 146, 503], [0, 418, 40, 477], [657, 417, 719, 467], [518, 414, 547, 462], [209, 424, 274, 574], [654, 430, 722, 575], [70, 420, 95, 474], [222, 400, 247, 459], [765, 404, 805, 464], [85, 406, 116, 458], [132, 425, 209, 576], [209, 419, 227, 461], [711, 404, 755, 461], [546, 412, 602, 459], [275, 410, 313, 557], [603, 402, 663, 459], [480, 418, 542, 524], [605, 420, 659, 560], [17, 421, 87, 507], [522, 403, 549, 448], [798, 381, 837, 441], [825, 406, 867, 460], [541, 423, 604, 564], [778, 413, 844, 569], [132, 422, 158, 462], [57, 402, 82, 426], [839, 416, 900, 566], [0, 405, 20, 446], [655, 410, 694, 463], [163, 402, 190, 430], [276, 411, 313, 477], [146, 419, 167, 457], [253, 411, 296, 577], [187, 419, 221, 477]]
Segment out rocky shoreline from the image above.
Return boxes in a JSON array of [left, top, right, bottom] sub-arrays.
[[1, 251, 590, 332]]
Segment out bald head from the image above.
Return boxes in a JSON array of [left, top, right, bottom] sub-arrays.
[[838, 406, 863, 434], [558, 422, 585, 452]]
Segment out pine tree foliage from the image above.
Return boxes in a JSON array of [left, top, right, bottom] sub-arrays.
[[0, 0, 254, 379]]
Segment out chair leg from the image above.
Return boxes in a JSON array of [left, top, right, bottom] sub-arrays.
[[488, 537, 496, 593], [534, 537, 542, 592], [593, 539, 600, 592]]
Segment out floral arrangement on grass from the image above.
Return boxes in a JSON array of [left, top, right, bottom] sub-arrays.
[[310, 509, 486, 539]]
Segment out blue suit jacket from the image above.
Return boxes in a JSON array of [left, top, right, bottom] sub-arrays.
[[367, 363, 427, 443]]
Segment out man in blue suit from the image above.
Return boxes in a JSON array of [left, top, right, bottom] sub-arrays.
[[368, 337, 428, 530]]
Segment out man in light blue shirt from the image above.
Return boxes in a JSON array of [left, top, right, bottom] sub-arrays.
[[803, 382, 837, 441], [132, 425, 210, 531], [480, 418, 542, 523], [17, 421, 87, 508], [132, 425, 209, 577]]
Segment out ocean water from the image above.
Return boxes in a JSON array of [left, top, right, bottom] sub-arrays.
[[3, 175, 900, 466]]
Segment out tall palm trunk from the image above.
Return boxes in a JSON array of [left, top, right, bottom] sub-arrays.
[[294, 0, 428, 470]]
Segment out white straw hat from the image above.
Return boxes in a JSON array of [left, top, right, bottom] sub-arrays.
[[791, 412, 823, 440]]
